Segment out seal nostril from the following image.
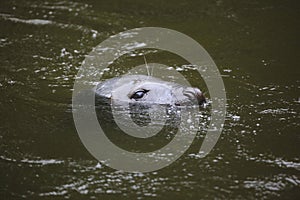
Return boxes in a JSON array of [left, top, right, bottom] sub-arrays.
[[194, 88, 206, 105], [182, 87, 206, 106]]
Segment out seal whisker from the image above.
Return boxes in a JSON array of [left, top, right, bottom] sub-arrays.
[[143, 55, 150, 77], [151, 63, 154, 77]]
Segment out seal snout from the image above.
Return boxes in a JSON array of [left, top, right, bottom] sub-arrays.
[[194, 88, 206, 105], [183, 87, 206, 105]]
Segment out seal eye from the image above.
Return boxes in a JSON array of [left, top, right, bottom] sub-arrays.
[[131, 90, 149, 100]]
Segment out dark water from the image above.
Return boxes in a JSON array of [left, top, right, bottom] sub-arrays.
[[1, 0, 299, 199]]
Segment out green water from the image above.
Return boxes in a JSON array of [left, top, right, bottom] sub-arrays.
[[1, 0, 299, 199]]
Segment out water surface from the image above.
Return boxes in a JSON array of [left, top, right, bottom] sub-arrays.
[[1, 0, 299, 199]]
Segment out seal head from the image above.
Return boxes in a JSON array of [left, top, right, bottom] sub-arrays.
[[95, 75, 206, 107]]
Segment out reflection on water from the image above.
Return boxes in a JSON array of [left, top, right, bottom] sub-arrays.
[[0, 0, 299, 199]]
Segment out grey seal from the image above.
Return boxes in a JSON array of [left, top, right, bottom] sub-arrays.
[[93, 74, 206, 150], [95, 75, 206, 107]]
